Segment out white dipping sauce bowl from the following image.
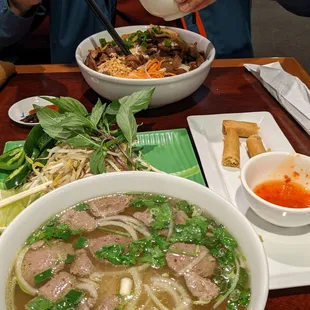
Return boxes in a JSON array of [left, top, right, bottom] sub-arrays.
[[76, 26, 215, 109], [241, 152, 310, 228], [0, 172, 268, 309]]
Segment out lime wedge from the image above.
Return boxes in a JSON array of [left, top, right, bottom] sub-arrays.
[[0, 189, 26, 232]]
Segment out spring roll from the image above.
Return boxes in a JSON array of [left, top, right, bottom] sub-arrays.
[[246, 134, 266, 157], [222, 128, 240, 168], [223, 120, 259, 138]]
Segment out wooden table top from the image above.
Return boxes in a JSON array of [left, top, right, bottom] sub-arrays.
[[0, 57, 310, 309]]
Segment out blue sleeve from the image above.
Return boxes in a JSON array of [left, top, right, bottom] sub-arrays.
[[0, 0, 36, 51]]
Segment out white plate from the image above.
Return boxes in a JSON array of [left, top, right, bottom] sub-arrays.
[[8, 96, 55, 127], [188, 112, 310, 290]]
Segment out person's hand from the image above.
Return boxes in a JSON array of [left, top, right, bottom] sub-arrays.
[[175, 0, 216, 12], [9, 0, 41, 16]]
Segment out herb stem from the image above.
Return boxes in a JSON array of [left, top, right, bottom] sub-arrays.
[[117, 144, 136, 167], [98, 227, 131, 237], [105, 136, 125, 148], [112, 156, 129, 171]]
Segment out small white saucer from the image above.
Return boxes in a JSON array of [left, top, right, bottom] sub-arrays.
[[8, 96, 55, 127]]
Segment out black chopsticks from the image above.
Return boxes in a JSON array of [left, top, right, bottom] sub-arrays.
[[84, 0, 131, 56]]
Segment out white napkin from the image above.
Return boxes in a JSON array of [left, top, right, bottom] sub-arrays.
[[244, 62, 310, 135]]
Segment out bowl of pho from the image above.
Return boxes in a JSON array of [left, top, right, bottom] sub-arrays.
[[1, 172, 268, 309], [76, 25, 216, 108]]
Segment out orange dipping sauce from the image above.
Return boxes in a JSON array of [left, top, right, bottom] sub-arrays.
[[254, 179, 310, 209]]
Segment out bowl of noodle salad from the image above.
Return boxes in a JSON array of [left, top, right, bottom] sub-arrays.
[[76, 25, 215, 108]]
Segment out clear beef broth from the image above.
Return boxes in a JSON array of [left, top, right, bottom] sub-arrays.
[[7, 194, 250, 310]]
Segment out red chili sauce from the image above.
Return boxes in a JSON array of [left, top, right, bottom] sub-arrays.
[[29, 105, 58, 114], [254, 176, 310, 209]]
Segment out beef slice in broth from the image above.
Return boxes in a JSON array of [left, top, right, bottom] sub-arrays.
[[89, 195, 131, 218], [22, 241, 74, 286], [97, 294, 122, 310], [38, 271, 76, 302], [59, 209, 97, 232], [184, 272, 220, 302], [70, 249, 95, 277], [174, 210, 188, 225], [133, 209, 153, 226], [166, 243, 217, 278]]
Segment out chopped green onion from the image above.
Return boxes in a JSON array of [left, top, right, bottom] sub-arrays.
[[52, 289, 84, 309], [65, 289, 84, 303], [26, 296, 53, 310], [163, 39, 171, 47], [64, 254, 75, 264], [99, 38, 107, 47], [34, 268, 52, 285]]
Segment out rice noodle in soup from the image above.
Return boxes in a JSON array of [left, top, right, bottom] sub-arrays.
[[85, 25, 206, 79], [6, 193, 251, 310]]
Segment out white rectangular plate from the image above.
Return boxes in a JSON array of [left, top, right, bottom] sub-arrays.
[[188, 112, 310, 290]]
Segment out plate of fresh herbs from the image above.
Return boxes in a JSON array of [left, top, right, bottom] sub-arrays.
[[0, 88, 204, 232]]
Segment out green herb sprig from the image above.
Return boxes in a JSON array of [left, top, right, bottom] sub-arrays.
[[36, 88, 154, 174]]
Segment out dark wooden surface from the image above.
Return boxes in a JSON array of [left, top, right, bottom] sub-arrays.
[[0, 59, 310, 309]]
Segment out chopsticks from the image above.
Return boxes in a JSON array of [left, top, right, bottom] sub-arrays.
[[84, 0, 131, 56]]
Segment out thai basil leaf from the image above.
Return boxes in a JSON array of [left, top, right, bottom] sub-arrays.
[[65, 133, 100, 149], [34, 105, 73, 140], [59, 112, 97, 130], [41, 96, 88, 117], [116, 106, 137, 146], [106, 99, 120, 115], [106, 88, 154, 116], [90, 146, 107, 174], [118, 88, 154, 113], [90, 99, 106, 127]]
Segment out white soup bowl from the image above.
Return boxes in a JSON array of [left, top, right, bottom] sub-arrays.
[[0, 172, 268, 309]]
